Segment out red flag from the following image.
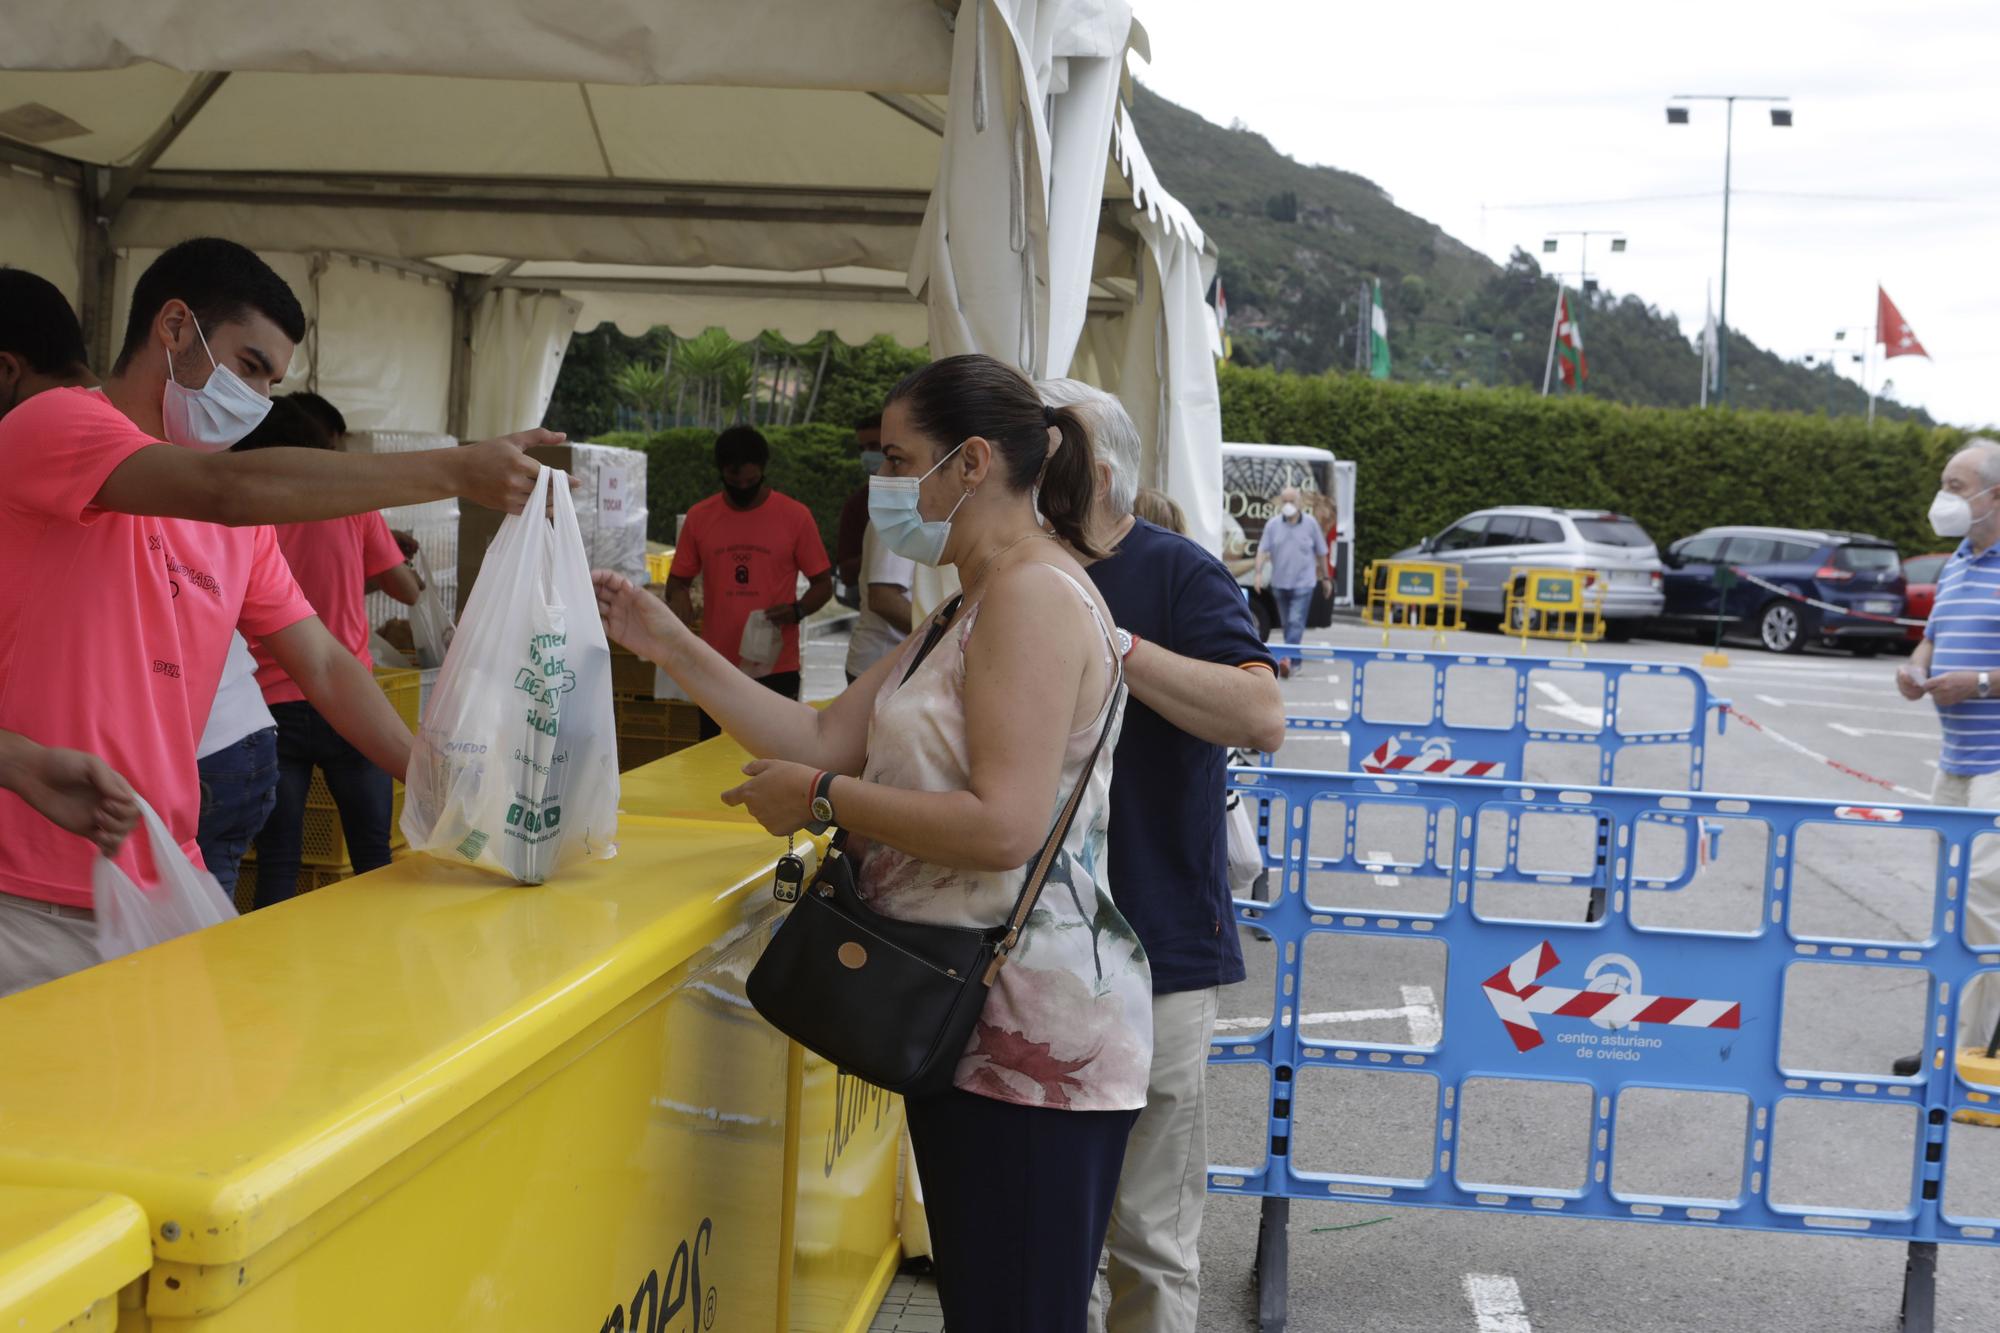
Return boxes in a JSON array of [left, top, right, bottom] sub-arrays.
[[1877, 286, 1930, 360]]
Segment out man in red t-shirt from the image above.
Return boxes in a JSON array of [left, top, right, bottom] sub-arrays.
[[666, 426, 833, 738], [0, 239, 562, 994]]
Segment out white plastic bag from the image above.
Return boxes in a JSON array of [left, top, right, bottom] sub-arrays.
[[94, 797, 239, 962], [738, 609, 782, 678], [407, 550, 455, 669], [1225, 790, 1267, 900], [402, 466, 621, 884]]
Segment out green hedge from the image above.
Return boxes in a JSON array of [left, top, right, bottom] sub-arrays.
[[1218, 364, 1971, 567], [591, 425, 863, 558]]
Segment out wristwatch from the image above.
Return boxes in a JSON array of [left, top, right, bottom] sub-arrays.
[[1115, 628, 1138, 661], [1980, 671, 1992, 700], [807, 771, 839, 833]]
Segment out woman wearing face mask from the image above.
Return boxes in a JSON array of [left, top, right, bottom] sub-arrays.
[[594, 353, 1150, 1332]]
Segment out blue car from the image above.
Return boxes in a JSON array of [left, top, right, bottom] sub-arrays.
[[1657, 526, 1907, 655]]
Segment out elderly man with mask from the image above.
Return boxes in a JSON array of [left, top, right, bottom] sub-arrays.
[[1252, 485, 1329, 675], [1894, 437, 2000, 1073], [1041, 378, 1284, 1333]]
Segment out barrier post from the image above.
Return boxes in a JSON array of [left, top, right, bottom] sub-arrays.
[[1362, 561, 1466, 646], [1503, 566, 1607, 653], [1704, 568, 1736, 668]]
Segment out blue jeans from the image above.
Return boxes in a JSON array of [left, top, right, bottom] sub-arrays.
[[1273, 586, 1313, 647], [253, 701, 394, 907], [196, 727, 279, 896]]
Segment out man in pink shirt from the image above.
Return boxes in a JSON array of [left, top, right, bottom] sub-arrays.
[[0, 238, 561, 994], [238, 398, 422, 903], [665, 426, 834, 739]]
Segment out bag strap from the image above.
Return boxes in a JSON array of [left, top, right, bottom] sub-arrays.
[[900, 594, 965, 687], [979, 665, 1124, 986]]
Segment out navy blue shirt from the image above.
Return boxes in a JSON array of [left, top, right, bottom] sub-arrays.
[[1088, 518, 1274, 994]]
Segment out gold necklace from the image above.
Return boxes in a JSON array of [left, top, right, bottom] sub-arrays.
[[964, 529, 1054, 594]]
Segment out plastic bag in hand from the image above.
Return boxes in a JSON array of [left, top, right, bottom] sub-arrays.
[[94, 797, 239, 962], [407, 550, 455, 669], [402, 467, 620, 885], [738, 609, 782, 678]]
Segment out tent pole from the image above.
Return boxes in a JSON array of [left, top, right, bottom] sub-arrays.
[[447, 276, 476, 440]]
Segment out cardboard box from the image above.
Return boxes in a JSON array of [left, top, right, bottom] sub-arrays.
[[457, 443, 649, 615]]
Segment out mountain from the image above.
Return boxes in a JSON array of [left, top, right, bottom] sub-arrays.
[[1127, 84, 1929, 424]]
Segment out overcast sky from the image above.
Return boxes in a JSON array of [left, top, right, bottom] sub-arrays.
[[1131, 0, 1998, 426]]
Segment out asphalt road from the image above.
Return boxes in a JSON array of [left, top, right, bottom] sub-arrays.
[[804, 617, 2000, 1331]]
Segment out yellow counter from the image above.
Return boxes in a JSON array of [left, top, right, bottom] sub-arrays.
[[0, 739, 901, 1331], [618, 734, 765, 826], [0, 1186, 149, 1332]]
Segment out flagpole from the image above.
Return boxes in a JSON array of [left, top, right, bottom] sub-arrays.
[[1356, 281, 1367, 374], [1542, 283, 1565, 396], [1867, 280, 1878, 428]]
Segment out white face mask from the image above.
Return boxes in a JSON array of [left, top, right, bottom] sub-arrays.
[[1930, 485, 1997, 539], [1280, 502, 1300, 520], [161, 314, 271, 452], [868, 443, 969, 567]]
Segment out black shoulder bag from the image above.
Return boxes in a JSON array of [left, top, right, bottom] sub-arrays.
[[745, 595, 1121, 1097]]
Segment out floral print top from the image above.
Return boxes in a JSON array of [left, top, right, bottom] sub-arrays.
[[857, 566, 1152, 1111]]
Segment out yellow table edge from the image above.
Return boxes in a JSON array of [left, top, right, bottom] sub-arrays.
[[0, 1187, 148, 1333]]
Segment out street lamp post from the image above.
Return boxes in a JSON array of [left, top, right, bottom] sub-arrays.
[[1667, 94, 1792, 407], [1801, 345, 1865, 417]]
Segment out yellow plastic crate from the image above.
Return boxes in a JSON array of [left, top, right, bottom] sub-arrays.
[[645, 550, 674, 584], [294, 785, 407, 867], [374, 666, 422, 731], [235, 859, 352, 911], [613, 698, 703, 742]]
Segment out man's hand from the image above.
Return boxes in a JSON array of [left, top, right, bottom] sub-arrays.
[[1896, 663, 1928, 701], [1925, 670, 1982, 708], [762, 601, 802, 628], [13, 746, 141, 858], [391, 529, 421, 560], [595, 571, 686, 661], [454, 430, 570, 514]]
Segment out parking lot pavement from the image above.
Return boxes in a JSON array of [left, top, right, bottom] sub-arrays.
[[808, 618, 2000, 1331]]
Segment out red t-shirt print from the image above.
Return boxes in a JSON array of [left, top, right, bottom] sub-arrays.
[[669, 490, 831, 676]]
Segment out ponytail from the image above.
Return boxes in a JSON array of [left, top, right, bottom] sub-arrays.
[[1040, 405, 1106, 559], [885, 353, 1108, 555]]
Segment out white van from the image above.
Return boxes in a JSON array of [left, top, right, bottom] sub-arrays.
[[1221, 442, 1357, 640]]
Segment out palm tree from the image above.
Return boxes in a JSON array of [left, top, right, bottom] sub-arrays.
[[611, 362, 667, 432], [669, 328, 751, 429]]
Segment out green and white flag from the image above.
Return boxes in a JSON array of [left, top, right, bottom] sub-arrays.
[[1369, 278, 1391, 379]]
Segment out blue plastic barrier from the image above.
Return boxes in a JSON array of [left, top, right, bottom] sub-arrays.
[[1263, 644, 1728, 792], [1214, 766, 2000, 1333]]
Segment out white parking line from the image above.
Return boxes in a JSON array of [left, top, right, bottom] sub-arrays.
[[1751, 692, 1897, 714], [1828, 722, 1936, 741], [1463, 1274, 1534, 1333], [1215, 985, 1441, 1046], [1530, 680, 1604, 728]]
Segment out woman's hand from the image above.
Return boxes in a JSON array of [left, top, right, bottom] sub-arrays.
[[593, 570, 685, 662], [720, 758, 818, 836]]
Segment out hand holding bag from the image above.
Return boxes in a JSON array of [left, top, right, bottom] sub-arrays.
[[745, 597, 1122, 1096]]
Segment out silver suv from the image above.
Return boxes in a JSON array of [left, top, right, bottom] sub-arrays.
[[1395, 507, 1666, 627]]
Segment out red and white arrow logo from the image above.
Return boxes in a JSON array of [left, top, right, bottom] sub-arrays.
[[1361, 736, 1504, 778], [1482, 942, 1740, 1053]]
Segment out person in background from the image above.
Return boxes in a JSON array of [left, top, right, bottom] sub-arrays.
[[665, 425, 833, 737], [239, 398, 423, 905], [1894, 437, 2000, 1071], [0, 237, 556, 994], [285, 390, 347, 446], [1253, 486, 1329, 675], [0, 267, 97, 412], [835, 412, 885, 607], [844, 518, 914, 683], [1131, 487, 1187, 536], [1043, 378, 1284, 1333], [598, 354, 1146, 1332]]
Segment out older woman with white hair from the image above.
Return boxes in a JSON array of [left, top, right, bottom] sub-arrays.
[[1039, 377, 1283, 1333]]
